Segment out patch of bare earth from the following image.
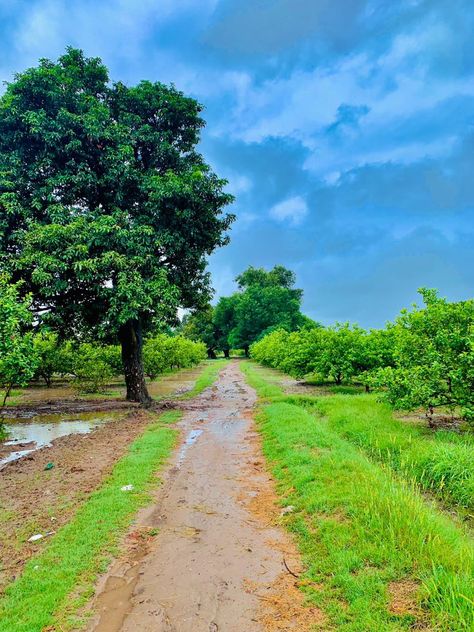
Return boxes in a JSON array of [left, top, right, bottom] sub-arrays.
[[0, 409, 150, 592], [86, 361, 323, 632], [387, 579, 422, 617], [238, 426, 326, 631]]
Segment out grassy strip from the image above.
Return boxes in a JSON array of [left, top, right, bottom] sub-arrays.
[[0, 410, 180, 632], [178, 358, 229, 399], [241, 361, 474, 631], [305, 394, 474, 514], [246, 363, 474, 515]]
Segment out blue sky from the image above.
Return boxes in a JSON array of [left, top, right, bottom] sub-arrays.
[[0, 0, 473, 326]]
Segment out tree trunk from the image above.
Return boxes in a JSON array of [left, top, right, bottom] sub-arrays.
[[223, 348, 230, 359], [119, 319, 151, 405], [207, 347, 217, 359], [244, 345, 249, 357]]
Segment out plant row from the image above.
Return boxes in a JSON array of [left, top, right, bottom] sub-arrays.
[[0, 276, 207, 404], [251, 288, 474, 424]]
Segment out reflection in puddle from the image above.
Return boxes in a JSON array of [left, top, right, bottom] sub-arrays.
[[176, 428, 203, 467], [1, 412, 113, 467]]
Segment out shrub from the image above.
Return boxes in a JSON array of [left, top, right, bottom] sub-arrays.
[[0, 276, 38, 405], [143, 335, 206, 380], [72, 344, 114, 393]]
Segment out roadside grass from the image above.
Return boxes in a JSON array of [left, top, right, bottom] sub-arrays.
[[304, 394, 474, 515], [178, 358, 229, 399], [0, 410, 180, 632], [246, 363, 474, 515], [241, 361, 474, 631]]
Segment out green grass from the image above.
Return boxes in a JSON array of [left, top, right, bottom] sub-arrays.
[[304, 394, 474, 515], [241, 361, 474, 631], [0, 410, 180, 632], [178, 358, 229, 399]]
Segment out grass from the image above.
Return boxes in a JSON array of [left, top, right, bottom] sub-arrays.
[[178, 358, 229, 399], [0, 410, 180, 632], [246, 363, 474, 515], [305, 394, 474, 515], [241, 361, 474, 631]]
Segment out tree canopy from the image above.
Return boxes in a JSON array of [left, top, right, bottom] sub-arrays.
[[0, 48, 234, 402], [181, 265, 307, 356]]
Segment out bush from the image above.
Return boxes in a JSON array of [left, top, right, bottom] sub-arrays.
[[143, 335, 206, 380], [371, 289, 474, 424], [0, 276, 38, 405], [72, 344, 114, 393]]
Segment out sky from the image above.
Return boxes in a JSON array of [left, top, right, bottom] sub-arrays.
[[0, 0, 473, 326]]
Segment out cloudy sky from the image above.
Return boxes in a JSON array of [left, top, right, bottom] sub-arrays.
[[1, 0, 473, 326]]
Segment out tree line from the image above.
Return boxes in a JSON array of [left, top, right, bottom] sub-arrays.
[[251, 288, 474, 425], [0, 274, 206, 404], [181, 264, 313, 357]]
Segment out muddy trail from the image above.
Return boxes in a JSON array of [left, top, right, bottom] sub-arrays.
[[89, 361, 319, 632]]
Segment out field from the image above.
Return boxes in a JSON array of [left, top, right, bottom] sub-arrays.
[[241, 361, 474, 630]]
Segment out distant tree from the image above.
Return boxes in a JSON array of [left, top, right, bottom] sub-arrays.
[[0, 276, 38, 405], [229, 265, 304, 355], [180, 306, 218, 358], [0, 48, 233, 404], [213, 295, 238, 357], [235, 265, 296, 290]]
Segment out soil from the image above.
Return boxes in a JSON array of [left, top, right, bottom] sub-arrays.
[[0, 366, 206, 592], [87, 361, 319, 632], [0, 410, 151, 592], [1, 366, 204, 418]]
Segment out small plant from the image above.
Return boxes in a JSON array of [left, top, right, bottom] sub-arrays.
[[72, 344, 114, 393], [0, 275, 38, 406]]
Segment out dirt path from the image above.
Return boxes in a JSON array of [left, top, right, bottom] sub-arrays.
[[89, 361, 318, 632]]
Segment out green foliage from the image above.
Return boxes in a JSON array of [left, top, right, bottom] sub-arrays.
[[251, 323, 374, 383], [229, 265, 305, 353], [370, 289, 474, 422], [0, 48, 233, 400], [180, 306, 218, 357], [251, 288, 473, 424], [213, 295, 238, 356], [71, 344, 114, 393], [32, 332, 67, 386], [142, 334, 206, 380], [0, 276, 38, 405]]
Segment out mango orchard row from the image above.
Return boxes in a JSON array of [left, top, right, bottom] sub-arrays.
[[251, 289, 474, 423]]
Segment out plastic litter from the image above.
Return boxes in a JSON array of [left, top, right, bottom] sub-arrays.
[[28, 530, 56, 543], [121, 484, 134, 491], [28, 534, 43, 542], [280, 505, 295, 516], [44, 462, 54, 471]]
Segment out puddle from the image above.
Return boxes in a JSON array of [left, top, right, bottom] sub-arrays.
[[176, 428, 203, 467], [147, 367, 203, 398], [0, 411, 114, 467]]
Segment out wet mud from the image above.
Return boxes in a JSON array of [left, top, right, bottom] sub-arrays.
[[88, 361, 318, 632]]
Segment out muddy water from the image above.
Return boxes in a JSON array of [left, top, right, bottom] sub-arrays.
[[0, 412, 113, 467], [90, 361, 293, 632]]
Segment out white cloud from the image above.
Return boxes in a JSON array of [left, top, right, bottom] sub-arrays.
[[269, 196, 308, 225]]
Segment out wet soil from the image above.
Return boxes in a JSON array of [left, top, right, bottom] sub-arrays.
[[0, 410, 152, 592], [1, 365, 206, 418], [0, 365, 208, 593], [87, 361, 319, 632]]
